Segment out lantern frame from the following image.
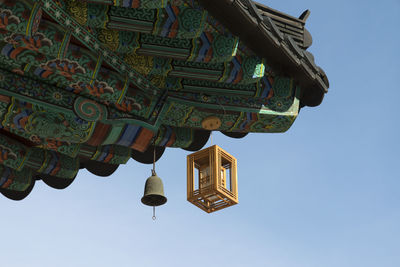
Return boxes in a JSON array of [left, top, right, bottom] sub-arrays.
[[187, 145, 238, 213]]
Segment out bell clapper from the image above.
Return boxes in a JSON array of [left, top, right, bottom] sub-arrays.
[[152, 206, 156, 220]]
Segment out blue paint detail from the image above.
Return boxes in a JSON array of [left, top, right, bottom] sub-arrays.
[[13, 109, 33, 131], [159, 126, 172, 146], [225, 56, 241, 84], [97, 145, 111, 162], [33, 68, 45, 77], [122, 0, 132, 7], [260, 77, 272, 98], [239, 112, 252, 130], [1, 45, 13, 57], [116, 125, 141, 147], [195, 33, 211, 62], [43, 151, 59, 175], [161, 5, 177, 37], [0, 167, 11, 186]]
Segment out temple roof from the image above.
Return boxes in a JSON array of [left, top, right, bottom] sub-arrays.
[[0, 0, 328, 200], [200, 0, 329, 107]]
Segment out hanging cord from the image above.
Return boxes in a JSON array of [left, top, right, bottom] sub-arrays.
[[152, 144, 156, 176], [210, 97, 226, 147], [152, 145, 156, 220], [216, 97, 227, 116]]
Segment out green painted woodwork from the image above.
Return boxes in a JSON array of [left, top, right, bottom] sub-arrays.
[[0, 0, 303, 194], [0, 164, 32, 191]]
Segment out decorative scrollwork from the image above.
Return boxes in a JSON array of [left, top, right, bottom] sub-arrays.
[[65, 0, 88, 25], [214, 35, 236, 58], [181, 8, 203, 32], [73, 97, 107, 122]]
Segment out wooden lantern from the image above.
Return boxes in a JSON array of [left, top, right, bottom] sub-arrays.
[[187, 145, 238, 213]]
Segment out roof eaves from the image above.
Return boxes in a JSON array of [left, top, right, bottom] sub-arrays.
[[198, 0, 329, 107]]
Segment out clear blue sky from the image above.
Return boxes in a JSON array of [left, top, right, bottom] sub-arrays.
[[1, 1, 399, 266]]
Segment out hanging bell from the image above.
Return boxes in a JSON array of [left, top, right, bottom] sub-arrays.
[[141, 171, 167, 207]]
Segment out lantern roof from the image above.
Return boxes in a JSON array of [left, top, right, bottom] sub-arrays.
[[0, 0, 329, 200]]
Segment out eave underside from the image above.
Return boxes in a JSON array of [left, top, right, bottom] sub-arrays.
[[0, 0, 328, 199]]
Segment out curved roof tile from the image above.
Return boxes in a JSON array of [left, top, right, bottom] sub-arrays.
[[198, 0, 329, 107]]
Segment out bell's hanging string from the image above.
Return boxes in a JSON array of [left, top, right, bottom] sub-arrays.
[[152, 144, 156, 220], [152, 144, 156, 176]]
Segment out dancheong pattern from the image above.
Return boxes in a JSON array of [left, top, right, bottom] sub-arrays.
[[0, 0, 304, 198]]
